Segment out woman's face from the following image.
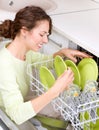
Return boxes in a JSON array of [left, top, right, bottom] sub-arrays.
[[25, 20, 50, 52]]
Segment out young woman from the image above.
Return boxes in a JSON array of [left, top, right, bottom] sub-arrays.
[[0, 5, 91, 128]]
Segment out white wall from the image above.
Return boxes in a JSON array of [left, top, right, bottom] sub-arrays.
[[0, 9, 15, 22], [0, 9, 14, 49]]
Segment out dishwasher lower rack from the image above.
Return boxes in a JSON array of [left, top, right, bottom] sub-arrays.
[[27, 59, 99, 130]]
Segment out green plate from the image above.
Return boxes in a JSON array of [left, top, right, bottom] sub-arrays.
[[34, 114, 68, 129], [80, 109, 99, 130], [54, 56, 67, 77], [39, 66, 55, 90], [80, 111, 91, 130], [77, 58, 98, 90], [65, 60, 81, 87]]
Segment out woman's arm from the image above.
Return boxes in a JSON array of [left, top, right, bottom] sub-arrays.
[[31, 68, 74, 113], [53, 48, 92, 63]]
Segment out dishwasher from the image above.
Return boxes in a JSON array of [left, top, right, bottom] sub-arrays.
[[26, 29, 99, 130], [0, 29, 99, 130]]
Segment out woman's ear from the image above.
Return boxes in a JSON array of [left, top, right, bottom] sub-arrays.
[[20, 26, 28, 38]]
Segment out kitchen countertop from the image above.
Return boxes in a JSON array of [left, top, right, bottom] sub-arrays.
[[51, 9, 99, 57]]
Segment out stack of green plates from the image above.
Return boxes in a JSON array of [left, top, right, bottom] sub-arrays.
[[77, 58, 98, 90]]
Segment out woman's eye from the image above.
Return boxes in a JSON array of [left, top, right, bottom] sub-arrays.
[[40, 34, 44, 37], [39, 33, 49, 38]]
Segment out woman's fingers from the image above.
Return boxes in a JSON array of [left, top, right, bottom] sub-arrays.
[[58, 68, 74, 90]]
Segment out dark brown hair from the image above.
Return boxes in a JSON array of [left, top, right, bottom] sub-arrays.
[[0, 6, 52, 39]]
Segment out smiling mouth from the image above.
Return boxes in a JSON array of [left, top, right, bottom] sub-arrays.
[[38, 43, 43, 48]]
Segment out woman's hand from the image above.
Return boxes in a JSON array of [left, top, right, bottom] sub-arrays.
[[31, 68, 74, 113], [52, 68, 74, 97], [53, 48, 92, 63]]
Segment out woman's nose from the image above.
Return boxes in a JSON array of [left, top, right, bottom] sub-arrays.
[[43, 35, 48, 43]]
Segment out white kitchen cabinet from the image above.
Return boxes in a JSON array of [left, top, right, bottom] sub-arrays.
[[51, 9, 99, 57], [49, 0, 99, 15], [42, 29, 70, 54]]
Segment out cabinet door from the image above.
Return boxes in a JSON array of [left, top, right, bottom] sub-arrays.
[[42, 40, 62, 54], [42, 30, 69, 54]]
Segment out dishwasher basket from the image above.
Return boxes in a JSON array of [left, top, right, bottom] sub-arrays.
[[27, 59, 99, 130]]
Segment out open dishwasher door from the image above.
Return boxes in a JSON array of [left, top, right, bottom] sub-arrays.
[[0, 119, 9, 130], [0, 109, 19, 130], [0, 108, 38, 130]]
